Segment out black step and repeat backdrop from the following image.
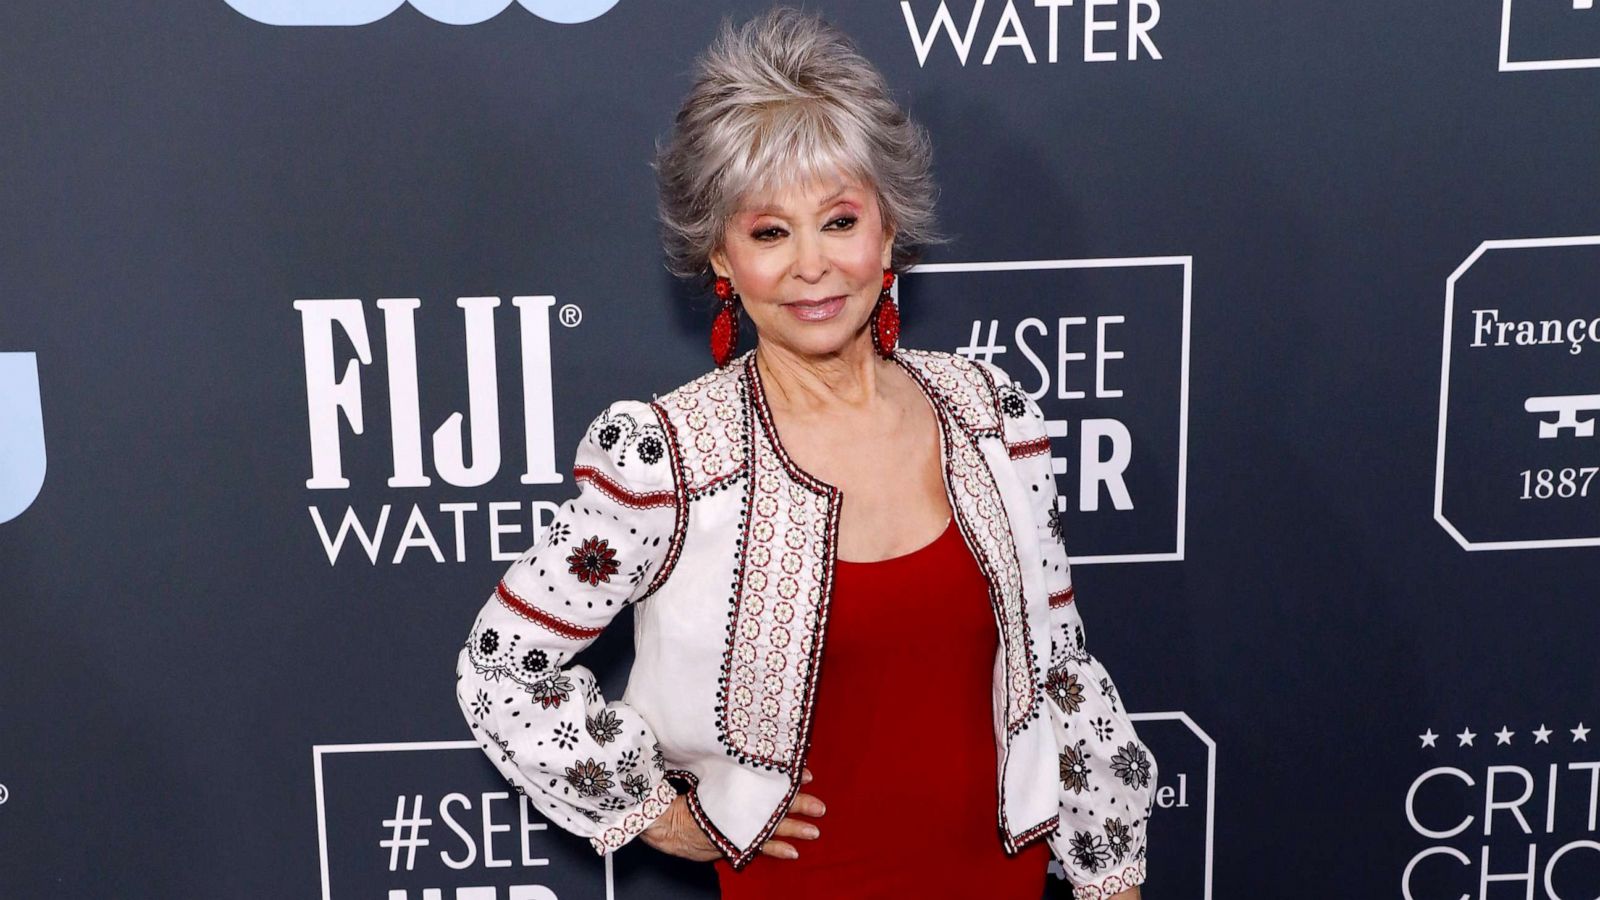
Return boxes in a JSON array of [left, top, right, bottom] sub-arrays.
[[3, 2, 1598, 898]]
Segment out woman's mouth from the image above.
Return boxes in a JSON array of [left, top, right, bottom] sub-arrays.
[[785, 295, 846, 322]]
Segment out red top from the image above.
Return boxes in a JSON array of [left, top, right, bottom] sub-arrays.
[[713, 518, 1051, 899]]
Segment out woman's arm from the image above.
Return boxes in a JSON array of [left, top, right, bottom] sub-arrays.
[[982, 362, 1159, 898], [454, 400, 680, 856]]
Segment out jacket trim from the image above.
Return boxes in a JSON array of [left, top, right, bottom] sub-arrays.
[[495, 581, 603, 641], [711, 356, 841, 775], [638, 401, 689, 602], [893, 352, 1041, 738], [1049, 586, 1076, 608], [572, 465, 675, 509], [1002, 810, 1059, 852]]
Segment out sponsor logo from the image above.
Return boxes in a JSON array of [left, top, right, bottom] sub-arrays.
[[914, 255, 1192, 564], [901, 0, 1165, 67], [315, 741, 611, 900], [295, 296, 566, 566], [1404, 720, 1600, 899], [1435, 236, 1600, 550], [0, 352, 46, 525], [225, 0, 621, 27], [1500, 0, 1600, 71]]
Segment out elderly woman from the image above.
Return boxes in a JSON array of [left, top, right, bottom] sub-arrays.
[[456, 7, 1155, 899]]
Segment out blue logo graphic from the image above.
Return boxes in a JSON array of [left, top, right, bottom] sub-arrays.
[[224, 0, 621, 26], [0, 353, 46, 524]]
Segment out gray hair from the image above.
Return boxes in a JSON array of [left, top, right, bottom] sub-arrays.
[[653, 6, 945, 285]]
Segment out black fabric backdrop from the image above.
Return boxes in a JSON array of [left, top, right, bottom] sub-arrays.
[[3, 2, 1598, 897]]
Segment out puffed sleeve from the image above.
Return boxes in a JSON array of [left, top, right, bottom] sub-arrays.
[[455, 399, 681, 856], [981, 362, 1158, 898]]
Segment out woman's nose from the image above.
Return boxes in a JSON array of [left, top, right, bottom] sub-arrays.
[[791, 232, 828, 283]]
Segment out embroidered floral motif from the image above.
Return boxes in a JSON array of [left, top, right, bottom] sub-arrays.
[[1110, 742, 1152, 789], [1060, 740, 1092, 793], [564, 758, 615, 797], [478, 629, 500, 656], [1069, 830, 1111, 873], [597, 422, 623, 451], [1048, 504, 1065, 545], [469, 689, 492, 719], [637, 435, 664, 465], [999, 388, 1028, 419], [553, 721, 580, 751], [628, 560, 652, 585], [527, 674, 573, 709], [566, 536, 619, 586], [1091, 716, 1116, 742], [546, 521, 572, 546], [518, 649, 547, 676], [621, 772, 651, 802], [1104, 817, 1132, 862], [1046, 667, 1085, 713], [586, 709, 622, 746]]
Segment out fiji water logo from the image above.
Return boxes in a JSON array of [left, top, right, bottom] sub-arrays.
[[0, 353, 46, 524], [224, 0, 621, 26]]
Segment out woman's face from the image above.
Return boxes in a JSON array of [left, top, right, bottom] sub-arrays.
[[709, 174, 894, 362]]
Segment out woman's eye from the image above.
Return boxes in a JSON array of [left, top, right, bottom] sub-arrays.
[[827, 216, 857, 230], [752, 227, 786, 241]]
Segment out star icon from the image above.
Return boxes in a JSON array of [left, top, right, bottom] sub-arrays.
[[1574, 723, 1591, 743], [1458, 727, 1477, 747], [1495, 726, 1514, 746], [1533, 725, 1552, 744], [1419, 729, 1439, 749]]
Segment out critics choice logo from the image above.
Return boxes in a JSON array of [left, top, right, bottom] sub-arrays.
[[900, 0, 1166, 67], [315, 741, 608, 899], [1404, 719, 1600, 899], [909, 256, 1192, 563], [297, 296, 567, 567], [1435, 236, 1600, 550], [1500, 0, 1600, 72], [225, 0, 621, 26]]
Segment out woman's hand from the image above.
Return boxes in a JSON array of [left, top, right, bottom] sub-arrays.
[[757, 767, 825, 860], [639, 792, 722, 862], [640, 768, 825, 862]]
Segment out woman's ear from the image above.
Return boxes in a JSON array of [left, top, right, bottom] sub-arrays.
[[709, 246, 729, 281]]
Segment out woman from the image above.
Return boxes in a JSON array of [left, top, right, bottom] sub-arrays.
[[455, 8, 1155, 899]]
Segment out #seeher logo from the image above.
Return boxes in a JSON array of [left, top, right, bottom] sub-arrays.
[[0, 352, 46, 524], [224, 0, 621, 26]]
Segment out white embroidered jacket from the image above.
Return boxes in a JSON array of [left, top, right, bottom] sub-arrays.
[[455, 348, 1157, 898]]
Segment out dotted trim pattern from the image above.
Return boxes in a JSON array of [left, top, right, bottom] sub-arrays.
[[1049, 586, 1077, 608], [495, 581, 604, 641], [1072, 859, 1147, 900], [586, 778, 677, 856]]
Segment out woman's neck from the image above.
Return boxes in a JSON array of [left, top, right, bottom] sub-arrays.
[[753, 337, 886, 416]]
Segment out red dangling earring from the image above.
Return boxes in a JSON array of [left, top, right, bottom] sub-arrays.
[[710, 275, 741, 368], [870, 268, 900, 359]]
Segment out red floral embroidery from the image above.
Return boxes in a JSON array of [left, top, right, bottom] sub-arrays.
[[567, 536, 620, 586]]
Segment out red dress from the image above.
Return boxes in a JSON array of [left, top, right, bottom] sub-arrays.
[[713, 518, 1052, 899]]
